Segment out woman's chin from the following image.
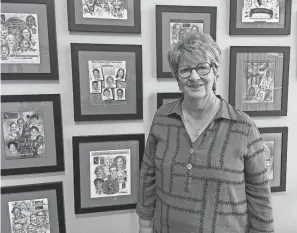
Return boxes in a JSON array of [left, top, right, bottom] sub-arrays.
[[185, 89, 206, 99]]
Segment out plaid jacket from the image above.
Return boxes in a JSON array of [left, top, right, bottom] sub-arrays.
[[136, 96, 274, 233]]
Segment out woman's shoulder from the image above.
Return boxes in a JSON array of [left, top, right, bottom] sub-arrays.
[[155, 98, 181, 117], [223, 99, 254, 126]]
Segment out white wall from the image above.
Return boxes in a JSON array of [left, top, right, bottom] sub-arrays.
[[1, 0, 297, 233]]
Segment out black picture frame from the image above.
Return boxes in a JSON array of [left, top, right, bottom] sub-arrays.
[[229, 0, 292, 35], [156, 5, 217, 79], [72, 134, 145, 214], [258, 127, 288, 192], [1, 94, 64, 176], [1, 182, 66, 233], [71, 43, 143, 122], [157, 92, 183, 109], [1, 0, 59, 80], [229, 46, 290, 117], [67, 0, 141, 33]]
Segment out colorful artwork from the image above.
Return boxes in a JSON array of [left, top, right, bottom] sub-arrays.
[[2, 111, 45, 160], [169, 19, 204, 45], [243, 61, 275, 103], [90, 149, 131, 198], [82, 0, 128, 20], [263, 140, 274, 180], [88, 60, 127, 102], [8, 198, 50, 233], [242, 0, 280, 23], [0, 13, 40, 64]]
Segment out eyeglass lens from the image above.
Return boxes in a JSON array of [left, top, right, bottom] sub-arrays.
[[178, 62, 211, 78]]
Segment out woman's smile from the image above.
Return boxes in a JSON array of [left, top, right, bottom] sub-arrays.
[[188, 83, 205, 89]]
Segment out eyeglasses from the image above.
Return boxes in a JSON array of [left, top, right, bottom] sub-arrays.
[[177, 62, 214, 79]]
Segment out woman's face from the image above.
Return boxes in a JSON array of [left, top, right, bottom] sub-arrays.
[[104, 158, 113, 168], [27, 17, 35, 28], [30, 128, 38, 136], [117, 172, 124, 181], [95, 181, 103, 190], [21, 40, 30, 50], [104, 90, 110, 97], [249, 88, 255, 96], [7, 34, 16, 47], [37, 136, 44, 144], [30, 117, 38, 126], [251, 77, 257, 84], [107, 77, 113, 85], [178, 55, 216, 101], [93, 70, 99, 78], [2, 45, 9, 55], [20, 202, 26, 210], [17, 119, 24, 129], [1, 29, 8, 38], [22, 29, 30, 40], [118, 69, 124, 77], [10, 123, 18, 132], [37, 212, 45, 222], [116, 157, 123, 168], [30, 215, 38, 225], [9, 144, 16, 152], [27, 225, 35, 233]]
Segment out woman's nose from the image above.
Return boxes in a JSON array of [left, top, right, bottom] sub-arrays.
[[189, 69, 201, 80]]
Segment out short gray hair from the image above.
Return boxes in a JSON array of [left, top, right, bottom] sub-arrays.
[[168, 31, 221, 80]]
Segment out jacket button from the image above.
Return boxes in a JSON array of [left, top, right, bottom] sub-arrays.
[[187, 164, 192, 170], [190, 149, 194, 154]]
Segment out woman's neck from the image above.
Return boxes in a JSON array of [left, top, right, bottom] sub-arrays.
[[182, 93, 217, 119]]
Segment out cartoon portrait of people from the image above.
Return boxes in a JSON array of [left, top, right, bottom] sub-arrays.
[[101, 88, 113, 101], [8, 198, 51, 233], [169, 20, 204, 45], [243, 61, 275, 103], [2, 111, 46, 160], [263, 141, 274, 180], [91, 68, 103, 80], [90, 80, 102, 94], [104, 75, 116, 88], [88, 60, 127, 104], [90, 149, 131, 198], [0, 13, 40, 64], [114, 88, 126, 101], [82, 0, 128, 19], [115, 68, 126, 81]]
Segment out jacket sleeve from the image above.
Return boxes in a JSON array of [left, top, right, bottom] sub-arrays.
[[244, 122, 274, 233], [136, 120, 157, 221]]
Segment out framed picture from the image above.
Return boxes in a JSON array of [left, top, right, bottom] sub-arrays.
[[229, 46, 290, 117], [1, 0, 59, 80], [157, 92, 183, 109], [258, 127, 288, 192], [1, 94, 64, 176], [67, 0, 141, 33], [229, 0, 292, 35], [71, 43, 143, 122], [1, 182, 66, 233], [72, 134, 145, 214], [156, 5, 217, 78]]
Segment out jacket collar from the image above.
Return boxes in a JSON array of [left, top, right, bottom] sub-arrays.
[[167, 95, 236, 121]]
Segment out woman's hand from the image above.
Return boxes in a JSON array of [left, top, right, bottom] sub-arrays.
[[139, 219, 153, 233], [139, 225, 153, 233]]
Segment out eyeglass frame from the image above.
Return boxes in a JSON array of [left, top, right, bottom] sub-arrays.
[[177, 62, 216, 79]]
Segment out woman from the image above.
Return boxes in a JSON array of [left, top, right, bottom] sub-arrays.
[[136, 31, 273, 233]]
